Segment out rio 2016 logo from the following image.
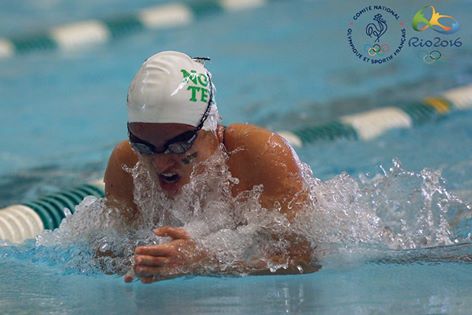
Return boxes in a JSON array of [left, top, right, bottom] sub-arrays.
[[412, 5, 460, 34], [408, 5, 461, 64]]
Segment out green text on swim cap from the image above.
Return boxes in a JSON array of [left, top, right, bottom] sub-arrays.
[[181, 69, 209, 103]]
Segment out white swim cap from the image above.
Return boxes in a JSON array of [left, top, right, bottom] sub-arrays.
[[127, 51, 219, 130]]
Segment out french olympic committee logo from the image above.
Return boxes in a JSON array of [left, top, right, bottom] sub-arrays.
[[347, 5, 406, 64]]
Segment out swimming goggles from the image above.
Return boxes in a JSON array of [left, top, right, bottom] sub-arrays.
[[128, 70, 213, 155]]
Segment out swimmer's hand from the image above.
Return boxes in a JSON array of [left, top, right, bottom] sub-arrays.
[[125, 226, 209, 284]]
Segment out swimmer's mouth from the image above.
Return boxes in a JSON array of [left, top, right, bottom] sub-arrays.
[[159, 172, 180, 184]]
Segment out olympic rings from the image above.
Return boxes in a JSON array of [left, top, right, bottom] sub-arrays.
[[430, 50, 441, 60], [368, 47, 377, 56], [423, 50, 442, 64], [365, 42, 389, 57]]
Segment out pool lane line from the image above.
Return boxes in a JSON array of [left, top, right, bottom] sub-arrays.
[[0, 0, 268, 59], [0, 180, 104, 244], [278, 84, 472, 147]]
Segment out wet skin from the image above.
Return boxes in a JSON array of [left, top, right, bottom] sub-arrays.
[[104, 123, 316, 283]]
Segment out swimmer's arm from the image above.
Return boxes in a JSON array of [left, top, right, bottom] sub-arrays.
[[224, 124, 316, 273], [104, 141, 140, 220], [99, 141, 140, 272]]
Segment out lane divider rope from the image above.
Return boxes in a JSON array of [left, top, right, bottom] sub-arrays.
[[0, 0, 268, 59], [278, 84, 472, 147], [0, 180, 104, 244]]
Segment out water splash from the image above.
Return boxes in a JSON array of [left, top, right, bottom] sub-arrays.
[[8, 151, 471, 275], [302, 159, 466, 251], [299, 158, 472, 267]]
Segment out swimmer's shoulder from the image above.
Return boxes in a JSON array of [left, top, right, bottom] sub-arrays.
[[104, 141, 139, 214], [105, 141, 139, 180], [223, 123, 304, 195], [224, 123, 298, 162]]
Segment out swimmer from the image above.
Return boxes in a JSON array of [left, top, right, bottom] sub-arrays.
[[104, 51, 317, 283]]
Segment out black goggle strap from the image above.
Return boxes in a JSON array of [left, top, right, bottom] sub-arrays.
[[195, 72, 213, 130], [191, 55, 213, 129], [192, 56, 211, 64]]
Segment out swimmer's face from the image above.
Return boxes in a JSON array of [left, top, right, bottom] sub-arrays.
[[128, 122, 219, 197]]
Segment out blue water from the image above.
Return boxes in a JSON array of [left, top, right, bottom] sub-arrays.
[[1, 0, 472, 314], [2, 257, 472, 314]]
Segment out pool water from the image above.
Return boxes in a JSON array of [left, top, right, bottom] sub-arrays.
[[1, 0, 472, 314]]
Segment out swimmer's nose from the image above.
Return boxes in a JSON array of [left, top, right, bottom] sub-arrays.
[[151, 155, 178, 172]]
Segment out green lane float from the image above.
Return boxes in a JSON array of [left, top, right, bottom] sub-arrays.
[[278, 84, 472, 147], [0, 0, 268, 58], [0, 181, 104, 244]]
